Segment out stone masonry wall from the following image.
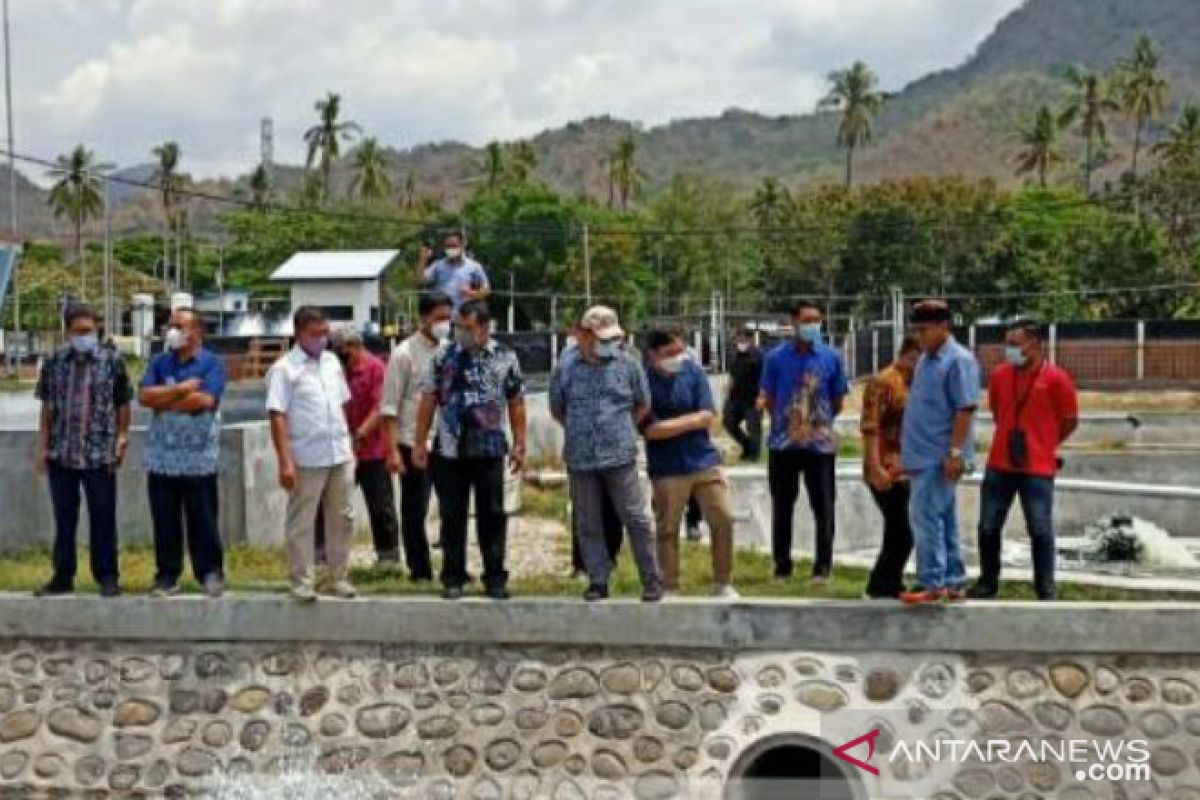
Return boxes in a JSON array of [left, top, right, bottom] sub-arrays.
[[3, 638, 1200, 798]]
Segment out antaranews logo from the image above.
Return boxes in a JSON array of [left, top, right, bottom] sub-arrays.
[[833, 728, 1152, 783]]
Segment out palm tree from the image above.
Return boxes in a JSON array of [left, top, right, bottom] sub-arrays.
[[247, 164, 272, 211], [401, 171, 417, 209], [1152, 105, 1200, 169], [303, 92, 361, 203], [47, 145, 112, 292], [1059, 67, 1119, 195], [607, 134, 643, 211], [749, 177, 787, 230], [507, 140, 538, 184], [480, 141, 505, 190], [819, 61, 886, 189], [1115, 35, 1170, 181], [153, 141, 186, 282], [1014, 106, 1064, 187], [349, 137, 392, 202]]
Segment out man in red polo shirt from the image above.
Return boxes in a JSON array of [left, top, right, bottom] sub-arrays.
[[970, 320, 1078, 601]]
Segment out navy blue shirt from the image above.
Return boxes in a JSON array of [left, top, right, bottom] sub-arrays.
[[645, 359, 721, 479]]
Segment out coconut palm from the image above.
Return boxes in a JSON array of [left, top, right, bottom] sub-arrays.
[[607, 134, 643, 211], [47, 145, 113, 291], [1014, 106, 1064, 187], [1059, 67, 1119, 195], [247, 164, 272, 211], [1115, 35, 1170, 181], [153, 141, 187, 281], [349, 137, 392, 202], [401, 171, 417, 210], [303, 92, 361, 203], [1152, 105, 1200, 169], [507, 140, 538, 184], [819, 61, 886, 189], [480, 142, 505, 190], [749, 177, 788, 230]]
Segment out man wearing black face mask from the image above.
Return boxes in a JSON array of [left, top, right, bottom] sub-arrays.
[[34, 304, 132, 597], [724, 329, 763, 462]]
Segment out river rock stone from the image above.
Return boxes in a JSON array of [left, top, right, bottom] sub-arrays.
[[0, 750, 27, 779], [1163, 679, 1198, 706], [10, 653, 36, 675], [433, 660, 462, 686], [114, 698, 161, 727], [119, 657, 155, 684], [635, 770, 679, 800], [864, 669, 901, 702], [160, 653, 186, 679], [532, 741, 569, 769], [636, 737, 665, 763], [1006, 667, 1046, 699], [484, 739, 522, 772], [514, 707, 548, 731], [109, 764, 140, 790], [231, 686, 272, 713], [1027, 761, 1060, 792], [919, 663, 955, 699], [589, 704, 644, 739], [654, 701, 693, 730], [952, 767, 995, 797], [195, 652, 232, 680], [84, 660, 110, 685], [699, 699, 728, 731], [554, 710, 584, 738], [1094, 666, 1120, 694], [443, 744, 477, 778], [601, 663, 642, 695], [300, 686, 329, 716], [319, 713, 348, 737], [240, 720, 271, 751], [796, 680, 849, 712], [48, 705, 102, 743], [966, 670, 995, 694], [393, 661, 429, 690], [471, 703, 507, 727], [549, 668, 599, 700], [145, 759, 172, 788], [1126, 677, 1155, 703], [1139, 709, 1179, 738], [1049, 662, 1090, 698], [74, 755, 105, 785], [756, 665, 786, 689], [1152, 745, 1189, 776], [318, 746, 370, 774], [0, 710, 39, 743], [669, 665, 705, 692], [201, 721, 233, 749], [176, 747, 219, 777], [513, 668, 548, 692], [418, 715, 459, 740], [592, 750, 627, 780], [1080, 705, 1128, 737], [1034, 700, 1073, 731], [115, 732, 154, 760], [378, 750, 424, 787], [262, 650, 304, 676], [356, 703, 411, 738], [34, 753, 65, 779], [977, 700, 1032, 734]]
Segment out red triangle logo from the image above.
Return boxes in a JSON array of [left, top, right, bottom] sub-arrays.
[[833, 728, 881, 776]]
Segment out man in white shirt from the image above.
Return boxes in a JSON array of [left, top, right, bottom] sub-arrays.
[[266, 306, 358, 602], [381, 291, 453, 582]]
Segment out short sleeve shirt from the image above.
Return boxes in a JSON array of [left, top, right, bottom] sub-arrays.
[[550, 350, 649, 472], [140, 347, 227, 475], [36, 345, 133, 470], [760, 342, 849, 454], [987, 361, 1078, 477], [381, 332, 442, 447], [645, 359, 721, 479], [860, 363, 909, 480], [421, 339, 523, 460], [901, 337, 981, 472], [423, 257, 490, 312], [344, 353, 387, 461], [265, 348, 353, 468]]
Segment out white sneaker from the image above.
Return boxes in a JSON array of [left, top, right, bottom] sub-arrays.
[[290, 582, 318, 603], [713, 584, 740, 600], [332, 581, 358, 599]]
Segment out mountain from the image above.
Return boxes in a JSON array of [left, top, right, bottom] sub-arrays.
[[5, 0, 1200, 240]]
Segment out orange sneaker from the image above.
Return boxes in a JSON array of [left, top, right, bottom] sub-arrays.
[[899, 587, 947, 605]]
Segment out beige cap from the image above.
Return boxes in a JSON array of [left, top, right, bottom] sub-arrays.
[[580, 305, 624, 340]]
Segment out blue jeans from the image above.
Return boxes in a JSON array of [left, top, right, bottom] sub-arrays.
[[908, 467, 966, 591], [977, 469, 1056, 599]]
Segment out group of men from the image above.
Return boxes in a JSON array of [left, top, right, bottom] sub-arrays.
[[30, 229, 1076, 604]]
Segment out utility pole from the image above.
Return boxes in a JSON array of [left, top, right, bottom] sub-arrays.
[[3, 0, 16, 333], [217, 244, 225, 335], [550, 294, 559, 369], [582, 223, 592, 307], [507, 272, 515, 333], [102, 175, 111, 336]]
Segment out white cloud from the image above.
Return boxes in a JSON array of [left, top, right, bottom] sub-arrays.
[[9, 0, 1023, 178]]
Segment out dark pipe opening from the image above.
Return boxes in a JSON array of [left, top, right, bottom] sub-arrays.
[[725, 735, 864, 800]]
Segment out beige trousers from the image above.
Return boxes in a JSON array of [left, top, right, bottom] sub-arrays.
[[652, 466, 735, 590], [285, 462, 355, 586]]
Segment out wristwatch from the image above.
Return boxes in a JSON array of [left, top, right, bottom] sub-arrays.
[[949, 447, 964, 460]]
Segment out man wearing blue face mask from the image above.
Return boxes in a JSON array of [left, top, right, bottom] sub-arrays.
[[759, 299, 848, 585], [34, 304, 133, 597]]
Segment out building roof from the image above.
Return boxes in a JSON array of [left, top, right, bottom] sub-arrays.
[[270, 250, 399, 282]]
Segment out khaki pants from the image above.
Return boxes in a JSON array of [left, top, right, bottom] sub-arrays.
[[652, 466, 734, 590], [286, 462, 355, 586]]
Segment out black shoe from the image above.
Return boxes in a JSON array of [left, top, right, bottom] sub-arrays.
[[967, 583, 998, 600], [584, 584, 608, 602], [486, 586, 511, 601], [442, 586, 463, 600], [35, 580, 73, 597], [99, 583, 122, 598], [641, 585, 664, 603], [409, 573, 434, 584]]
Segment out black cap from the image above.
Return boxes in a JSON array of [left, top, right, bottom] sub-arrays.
[[910, 299, 950, 324]]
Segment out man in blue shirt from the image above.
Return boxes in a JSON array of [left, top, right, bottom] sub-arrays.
[[899, 299, 980, 604], [416, 230, 491, 315], [759, 299, 849, 584], [642, 329, 737, 599], [138, 307, 228, 598]]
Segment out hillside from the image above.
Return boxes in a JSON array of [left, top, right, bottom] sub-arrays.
[[6, 0, 1200, 239]]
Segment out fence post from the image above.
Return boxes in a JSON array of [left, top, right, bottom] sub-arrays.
[[871, 329, 879, 374], [847, 316, 857, 381], [549, 295, 559, 370], [1136, 320, 1146, 382], [968, 324, 976, 352], [1049, 323, 1058, 365]]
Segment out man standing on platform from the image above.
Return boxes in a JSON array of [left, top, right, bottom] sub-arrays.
[[416, 231, 490, 315], [724, 328, 764, 462]]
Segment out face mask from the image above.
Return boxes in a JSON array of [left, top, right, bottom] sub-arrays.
[[1005, 345, 1027, 368], [796, 323, 822, 344], [565, 336, 578, 349], [736, 342, 750, 353], [300, 336, 328, 359], [455, 328, 478, 350], [165, 327, 186, 351], [430, 321, 452, 341], [444, 247, 463, 260], [594, 340, 618, 359], [658, 355, 685, 375], [70, 334, 98, 354]]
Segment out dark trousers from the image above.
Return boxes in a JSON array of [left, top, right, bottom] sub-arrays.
[[47, 462, 119, 587], [148, 472, 223, 586], [978, 469, 1057, 600], [768, 449, 836, 578], [315, 459, 401, 563], [398, 445, 434, 581], [437, 456, 507, 591], [571, 489, 623, 573], [866, 482, 913, 598], [722, 398, 763, 460]]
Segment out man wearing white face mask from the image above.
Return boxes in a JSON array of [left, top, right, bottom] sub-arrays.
[[139, 307, 228, 598], [381, 291, 454, 582], [416, 230, 491, 316]]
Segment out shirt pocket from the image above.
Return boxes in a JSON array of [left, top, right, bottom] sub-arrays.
[[601, 366, 634, 407]]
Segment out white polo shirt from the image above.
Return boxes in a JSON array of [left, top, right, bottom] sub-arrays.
[[381, 331, 442, 447], [265, 347, 353, 468]]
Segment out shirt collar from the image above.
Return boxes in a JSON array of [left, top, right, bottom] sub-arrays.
[[288, 346, 324, 366], [930, 336, 957, 360]]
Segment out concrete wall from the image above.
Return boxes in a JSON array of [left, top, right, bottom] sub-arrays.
[[288, 280, 379, 331], [1, 596, 1200, 797]]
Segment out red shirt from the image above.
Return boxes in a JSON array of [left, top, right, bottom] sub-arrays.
[[345, 352, 388, 461], [987, 360, 1078, 477]]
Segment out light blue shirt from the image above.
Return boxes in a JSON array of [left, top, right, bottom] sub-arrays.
[[550, 350, 649, 472], [423, 256, 490, 312], [901, 336, 980, 472]]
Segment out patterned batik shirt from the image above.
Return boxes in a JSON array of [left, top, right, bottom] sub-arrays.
[[36, 345, 133, 470], [860, 363, 910, 481], [421, 339, 524, 460], [549, 348, 650, 472]]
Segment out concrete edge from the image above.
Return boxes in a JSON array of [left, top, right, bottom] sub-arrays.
[[0, 594, 1198, 654]]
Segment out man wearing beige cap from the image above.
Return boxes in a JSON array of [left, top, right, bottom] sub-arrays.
[[550, 306, 662, 602]]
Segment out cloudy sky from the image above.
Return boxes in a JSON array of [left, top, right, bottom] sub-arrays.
[[16, 0, 1023, 178]]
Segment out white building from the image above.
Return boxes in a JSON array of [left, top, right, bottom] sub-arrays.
[[269, 250, 399, 335]]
